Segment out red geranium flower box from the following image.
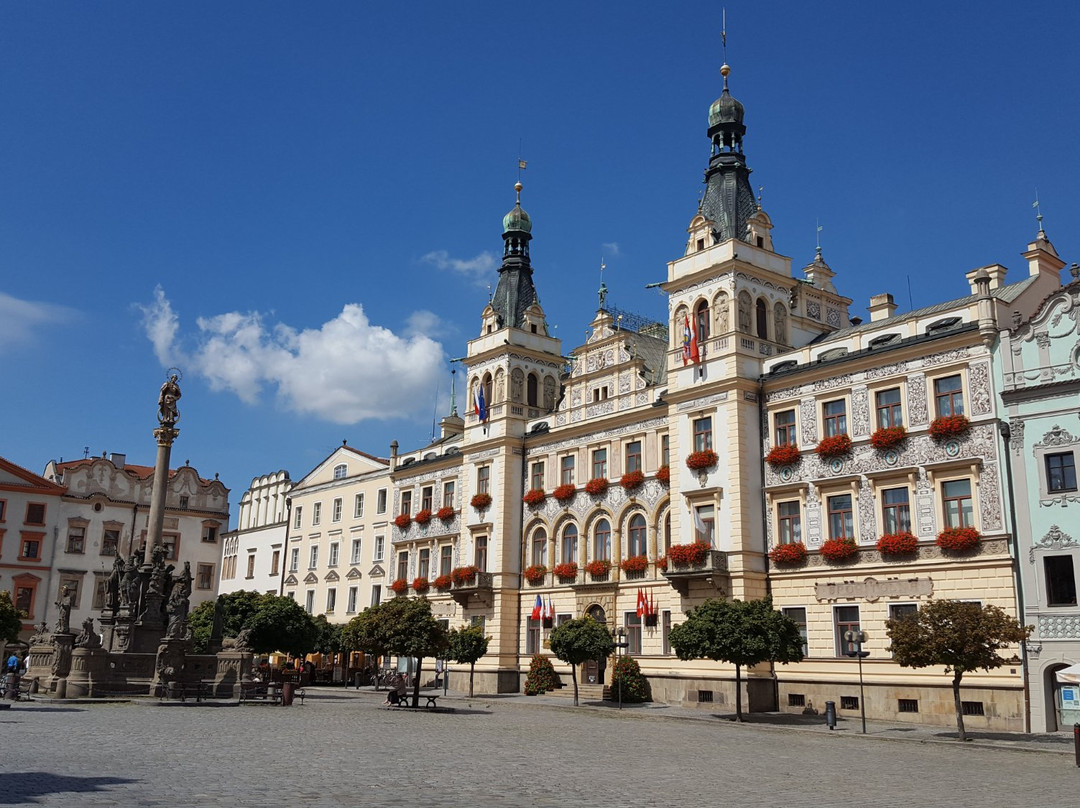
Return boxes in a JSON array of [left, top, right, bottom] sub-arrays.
[[524, 564, 547, 584], [523, 488, 546, 507], [655, 555, 668, 571], [821, 537, 859, 561], [553, 562, 578, 580], [470, 492, 492, 510], [436, 506, 455, 521], [766, 444, 801, 467], [451, 565, 480, 585], [877, 531, 919, 556], [394, 514, 411, 529], [412, 576, 430, 593], [552, 484, 576, 503], [769, 542, 807, 564], [413, 508, 432, 525], [667, 541, 710, 567], [936, 526, 981, 552], [585, 477, 609, 496], [870, 426, 907, 452], [656, 465, 670, 484], [816, 434, 853, 459], [585, 559, 611, 578], [433, 574, 453, 590], [390, 578, 409, 594], [930, 415, 971, 442], [619, 555, 649, 573], [620, 470, 645, 492], [686, 450, 718, 471]]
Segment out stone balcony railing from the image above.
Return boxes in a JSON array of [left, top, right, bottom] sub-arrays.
[[662, 550, 730, 596]]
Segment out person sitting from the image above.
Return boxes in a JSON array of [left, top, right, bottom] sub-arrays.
[[384, 674, 408, 706]]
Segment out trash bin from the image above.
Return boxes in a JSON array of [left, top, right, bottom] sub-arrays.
[[825, 700, 836, 730], [355, 672, 363, 690], [282, 682, 295, 706]]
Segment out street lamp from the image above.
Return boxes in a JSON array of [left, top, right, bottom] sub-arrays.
[[844, 630, 870, 734], [614, 626, 629, 710]]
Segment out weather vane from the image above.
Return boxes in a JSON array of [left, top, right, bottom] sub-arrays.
[[1033, 189, 1045, 234]]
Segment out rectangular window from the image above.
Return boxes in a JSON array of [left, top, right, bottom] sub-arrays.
[[442, 481, 455, 509], [1045, 556, 1077, 606], [774, 410, 796, 446], [202, 524, 218, 543], [25, 502, 46, 525], [354, 493, 364, 518], [309, 546, 319, 569], [162, 533, 179, 561], [397, 551, 409, 581], [305, 591, 315, 613], [694, 504, 715, 546], [592, 448, 607, 479], [246, 554, 256, 578], [92, 574, 108, 610], [942, 479, 974, 528], [526, 617, 541, 655], [560, 455, 575, 486], [0, 499, 5, 521], [834, 605, 861, 657], [196, 563, 214, 590], [934, 374, 964, 417], [594, 521, 611, 561], [351, 538, 362, 565], [374, 535, 385, 562], [294, 507, 303, 529], [289, 548, 299, 572], [782, 607, 809, 657], [881, 487, 911, 534], [440, 545, 453, 576], [377, 488, 388, 514], [371, 585, 381, 607], [179, 495, 190, 509], [531, 462, 545, 491], [418, 548, 430, 579], [693, 416, 713, 452], [326, 588, 337, 613], [562, 529, 577, 564], [475, 536, 488, 572], [876, 387, 903, 429], [625, 441, 642, 474], [57, 576, 81, 610], [15, 586, 33, 616], [328, 542, 339, 567], [827, 494, 854, 540], [823, 400, 847, 437], [400, 491, 412, 516], [661, 434, 670, 468], [332, 498, 342, 522], [67, 525, 86, 554], [624, 612, 642, 655], [477, 466, 490, 495], [421, 486, 433, 512], [1046, 452, 1078, 493], [312, 502, 322, 526], [270, 550, 280, 576], [777, 501, 801, 544], [19, 537, 41, 561], [101, 528, 119, 556], [347, 586, 358, 613], [889, 603, 918, 622]]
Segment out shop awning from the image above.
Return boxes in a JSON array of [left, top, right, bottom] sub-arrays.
[[1054, 663, 1080, 684]]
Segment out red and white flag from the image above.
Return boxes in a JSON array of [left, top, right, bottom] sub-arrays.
[[636, 588, 646, 617]]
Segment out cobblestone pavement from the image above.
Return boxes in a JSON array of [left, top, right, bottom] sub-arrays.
[[1, 688, 1077, 807]]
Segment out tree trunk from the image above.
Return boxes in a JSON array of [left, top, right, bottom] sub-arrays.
[[469, 661, 475, 698], [735, 664, 743, 722], [571, 662, 579, 706], [410, 658, 423, 709], [952, 671, 966, 741]]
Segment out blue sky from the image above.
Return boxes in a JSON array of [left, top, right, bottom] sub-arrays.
[[2, 2, 1078, 510]]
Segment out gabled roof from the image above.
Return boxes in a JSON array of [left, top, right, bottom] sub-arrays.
[[0, 456, 66, 495], [52, 457, 216, 486]]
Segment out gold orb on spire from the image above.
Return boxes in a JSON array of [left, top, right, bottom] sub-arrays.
[[515, 181, 523, 193], [720, 63, 730, 77]]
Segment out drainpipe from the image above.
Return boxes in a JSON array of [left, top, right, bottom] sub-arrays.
[[998, 419, 1031, 734], [758, 378, 780, 710], [517, 432, 528, 692]]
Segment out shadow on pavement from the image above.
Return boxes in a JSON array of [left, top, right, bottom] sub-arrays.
[[5, 707, 87, 714], [0, 772, 134, 805]]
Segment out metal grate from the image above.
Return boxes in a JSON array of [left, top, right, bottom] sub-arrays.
[[788, 693, 806, 707], [840, 696, 859, 710], [961, 701, 985, 716], [898, 698, 919, 713], [697, 690, 714, 703]]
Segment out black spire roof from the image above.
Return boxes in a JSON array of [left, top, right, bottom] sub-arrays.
[[699, 64, 757, 244], [490, 182, 539, 330]]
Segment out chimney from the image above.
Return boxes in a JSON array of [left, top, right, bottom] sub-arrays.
[[110, 453, 126, 469], [966, 264, 1007, 293], [867, 293, 897, 322]]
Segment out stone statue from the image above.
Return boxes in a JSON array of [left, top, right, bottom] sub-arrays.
[[104, 555, 124, 611], [50, 639, 71, 678], [494, 371, 505, 404], [511, 368, 524, 403], [223, 627, 253, 652], [54, 586, 73, 634], [737, 292, 752, 333], [158, 374, 181, 426], [165, 563, 192, 640], [29, 621, 49, 646], [716, 294, 730, 332], [120, 556, 140, 609], [75, 617, 101, 649], [774, 302, 788, 345], [543, 376, 556, 411], [148, 546, 169, 596]]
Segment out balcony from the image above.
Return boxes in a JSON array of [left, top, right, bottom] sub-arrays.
[[662, 550, 729, 597], [450, 572, 494, 607]]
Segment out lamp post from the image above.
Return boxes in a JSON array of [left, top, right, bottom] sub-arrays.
[[844, 630, 870, 734], [614, 626, 629, 710]]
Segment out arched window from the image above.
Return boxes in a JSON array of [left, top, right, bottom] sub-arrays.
[[773, 302, 788, 345], [694, 300, 711, 341], [756, 298, 768, 339], [527, 372, 539, 407], [531, 528, 548, 567], [664, 513, 672, 552], [593, 519, 611, 561], [627, 514, 647, 557], [561, 524, 578, 564], [482, 373, 493, 408], [333, 464, 347, 480]]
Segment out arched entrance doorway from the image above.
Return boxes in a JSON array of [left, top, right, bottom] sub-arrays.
[[583, 605, 607, 684], [1046, 663, 1080, 731]]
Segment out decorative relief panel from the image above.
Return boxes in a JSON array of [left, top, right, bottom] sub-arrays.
[[806, 301, 821, 321], [1038, 615, 1080, 640], [826, 308, 841, 328], [1037, 424, 1079, 448], [1009, 417, 1025, 456], [804, 485, 822, 547], [969, 362, 992, 415], [534, 416, 670, 456], [812, 374, 853, 392], [921, 347, 971, 367], [1028, 525, 1078, 562], [585, 401, 616, 418], [851, 387, 870, 437], [676, 392, 728, 411], [907, 374, 928, 425], [857, 477, 876, 543], [800, 399, 817, 445], [865, 360, 909, 380], [978, 460, 1003, 531]]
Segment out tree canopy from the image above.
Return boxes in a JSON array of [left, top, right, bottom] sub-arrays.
[[886, 599, 1030, 740], [188, 590, 271, 653], [668, 597, 804, 721], [446, 623, 490, 697], [549, 616, 614, 706], [0, 590, 23, 644], [187, 591, 320, 657]]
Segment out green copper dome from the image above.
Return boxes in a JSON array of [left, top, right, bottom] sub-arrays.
[[708, 64, 744, 128], [502, 182, 533, 233]]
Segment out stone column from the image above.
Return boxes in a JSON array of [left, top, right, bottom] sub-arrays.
[[67, 647, 109, 698], [144, 374, 181, 565]]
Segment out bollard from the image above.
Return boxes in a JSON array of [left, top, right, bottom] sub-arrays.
[[1074, 723, 1079, 768], [825, 700, 836, 730], [282, 681, 295, 706]]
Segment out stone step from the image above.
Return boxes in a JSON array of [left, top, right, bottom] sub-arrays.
[[547, 683, 606, 701]]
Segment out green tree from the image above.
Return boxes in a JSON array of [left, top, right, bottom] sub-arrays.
[[886, 599, 1030, 741], [549, 616, 614, 706], [0, 590, 23, 644], [311, 614, 344, 655], [245, 596, 319, 657], [378, 597, 449, 707], [668, 596, 804, 721], [342, 603, 393, 688], [188, 590, 271, 653], [446, 623, 490, 697], [610, 654, 652, 704]]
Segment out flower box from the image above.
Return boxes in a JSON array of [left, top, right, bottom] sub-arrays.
[[585, 559, 611, 578], [523, 488, 546, 507], [620, 555, 649, 574], [815, 434, 852, 459], [644, 614, 658, 627], [394, 514, 411, 529], [451, 565, 480, 586], [413, 508, 432, 526], [769, 542, 807, 565], [877, 531, 919, 556], [656, 465, 670, 484], [390, 578, 409, 594], [433, 574, 453, 590], [620, 470, 645, 492], [524, 564, 547, 584], [412, 576, 430, 593], [552, 484, 576, 503], [685, 450, 718, 471], [584, 477, 609, 496], [870, 426, 907, 452], [766, 444, 801, 467], [936, 526, 981, 552], [436, 506, 455, 521], [930, 414, 971, 441], [542, 617, 554, 628], [553, 562, 578, 580], [655, 555, 668, 572], [667, 541, 710, 567], [820, 537, 859, 561], [470, 492, 492, 510]]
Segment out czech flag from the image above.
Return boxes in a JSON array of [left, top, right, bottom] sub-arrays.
[[531, 594, 543, 620], [682, 314, 700, 366], [474, 384, 488, 423]]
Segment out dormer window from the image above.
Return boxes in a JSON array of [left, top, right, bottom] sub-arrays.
[[756, 236, 764, 248], [697, 238, 705, 251]]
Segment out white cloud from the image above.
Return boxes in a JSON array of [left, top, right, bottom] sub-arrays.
[[0, 291, 76, 352], [601, 242, 621, 258], [421, 249, 497, 287], [140, 288, 446, 424]]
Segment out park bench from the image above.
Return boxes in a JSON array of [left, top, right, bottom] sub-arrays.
[[159, 682, 212, 702], [239, 682, 306, 705], [392, 693, 441, 710]]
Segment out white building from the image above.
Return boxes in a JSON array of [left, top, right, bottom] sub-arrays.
[[219, 470, 292, 597]]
